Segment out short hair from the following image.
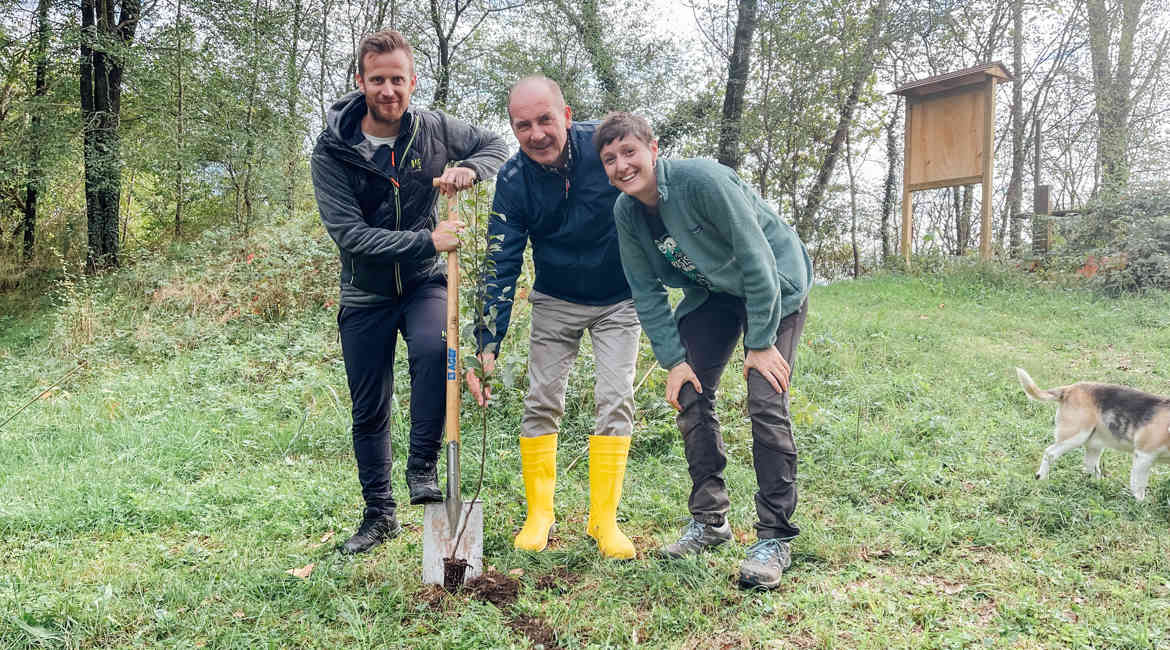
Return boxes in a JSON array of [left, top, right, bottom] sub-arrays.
[[594, 111, 655, 154], [507, 75, 566, 120], [357, 30, 414, 76]]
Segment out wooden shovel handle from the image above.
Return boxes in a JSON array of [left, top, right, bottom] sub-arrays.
[[434, 178, 461, 445]]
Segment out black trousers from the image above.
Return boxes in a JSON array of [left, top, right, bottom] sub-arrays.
[[338, 281, 448, 518], [676, 292, 808, 540]]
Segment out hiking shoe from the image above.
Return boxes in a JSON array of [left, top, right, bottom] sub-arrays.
[[341, 514, 401, 555], [738, 539, 791, 590], [406, 466, 442, 505], [659, 518, 732, 558]]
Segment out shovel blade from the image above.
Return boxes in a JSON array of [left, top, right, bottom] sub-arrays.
[[422, 500, 483, 586]]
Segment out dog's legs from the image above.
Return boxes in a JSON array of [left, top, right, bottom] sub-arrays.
[[1083, 444, 1104, 479], [1129, 451, 1157, 501], [1036, 429, 1093, 480]]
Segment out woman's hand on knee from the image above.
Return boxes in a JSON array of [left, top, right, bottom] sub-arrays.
[[744, 347, 790, 394], [665, 362, 702, 411]]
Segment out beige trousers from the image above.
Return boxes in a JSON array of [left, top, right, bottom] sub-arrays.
[[520, 291, 640, 438]]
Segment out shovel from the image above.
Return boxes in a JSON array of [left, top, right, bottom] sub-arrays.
[[422, 179, 483, 590]]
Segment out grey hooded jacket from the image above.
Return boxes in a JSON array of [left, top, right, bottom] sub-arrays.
[[312, 91, 508, 306]]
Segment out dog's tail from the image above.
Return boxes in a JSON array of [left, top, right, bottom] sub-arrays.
[[1016, 367, 1062, 402]]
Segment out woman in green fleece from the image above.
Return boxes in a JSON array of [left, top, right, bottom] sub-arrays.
[[594, 112, 812, 590]]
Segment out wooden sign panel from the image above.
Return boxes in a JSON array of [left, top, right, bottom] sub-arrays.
[[906, 86, 986, 191]]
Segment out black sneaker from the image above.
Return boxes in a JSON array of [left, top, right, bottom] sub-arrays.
[[659, 518, 732, 558], [738, 539, 791, 590], [340, 514, 401, 554], [406, 466, 443, 505]]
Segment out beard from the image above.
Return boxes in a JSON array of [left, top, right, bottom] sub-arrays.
[[366, 99, 404, 125]]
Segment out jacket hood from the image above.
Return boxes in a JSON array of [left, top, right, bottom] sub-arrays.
[[325, 90, 368, 145], [322, 90, 421, 168]]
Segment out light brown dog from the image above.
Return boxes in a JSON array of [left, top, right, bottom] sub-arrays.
[[1017, 368, 1170, 501]]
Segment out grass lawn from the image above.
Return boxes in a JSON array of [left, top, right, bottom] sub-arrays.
[[3, 223, 1170, 648]]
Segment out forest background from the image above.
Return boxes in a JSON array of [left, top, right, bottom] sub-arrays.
[[1, 0, 1168, 280]]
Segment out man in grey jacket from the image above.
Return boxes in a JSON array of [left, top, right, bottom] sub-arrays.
[[311, 29, 507, 554]]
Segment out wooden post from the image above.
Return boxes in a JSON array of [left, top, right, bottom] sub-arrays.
[[980, 76, 995, 260], [902, 99, 914, 266], [1032, 115, 1046, 256], [1033, 184, 1050, 255]]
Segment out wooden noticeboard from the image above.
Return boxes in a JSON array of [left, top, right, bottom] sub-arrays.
[[892, 63, 1013, 263]]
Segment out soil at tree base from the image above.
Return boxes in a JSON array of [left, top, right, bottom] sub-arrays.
[[463, 570, 561, 648], [464, 570, 519, 606]]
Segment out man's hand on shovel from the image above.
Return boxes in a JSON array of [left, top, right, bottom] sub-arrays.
[[435, 166, 476, 197], [465, 351, 496, 407], [431, 219, 465, 252]]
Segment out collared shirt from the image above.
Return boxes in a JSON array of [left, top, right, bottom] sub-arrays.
[[537, 131, 574, 197]]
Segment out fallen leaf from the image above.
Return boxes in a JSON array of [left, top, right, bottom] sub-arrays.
[[287, 563, 315, 579], [509, 568, 525, 577], [319, 531, 335, 544]]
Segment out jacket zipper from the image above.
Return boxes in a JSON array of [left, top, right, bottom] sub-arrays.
[[390, 117, 421, 298], [393, 178, 403, 296]]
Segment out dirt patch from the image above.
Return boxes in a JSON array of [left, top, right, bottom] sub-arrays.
[[415, 585, 453, 612], [534, 567, 582, 593], [463, 570, 564, 647], [465, 570, 520, 608], [507, 614, 559, 649]]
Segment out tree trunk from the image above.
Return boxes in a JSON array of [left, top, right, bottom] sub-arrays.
[[879, 100, 898, 263], [81, 0, 141, 273], [578, 0, 619, 111], [174, 0, 184, 238], [22, 0, 51, 261], [716, 0, 757, 170], [553, 0, 622, 113], [285, 0, 303, 218], [1086, 0, 1144, 197], [318, 0, 329, 129], [800, 0, 891, 238], [429, 0, 451, 109], [846, 129, 860, 278], [239, 0, 263, 232], [959, 184, 973, 254], [1007, 0, 1024, 255]]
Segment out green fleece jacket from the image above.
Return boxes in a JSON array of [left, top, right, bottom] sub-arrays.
[[614, 158, 812, 369]]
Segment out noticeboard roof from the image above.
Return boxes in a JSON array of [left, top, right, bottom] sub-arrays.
[[891, 62, 1013, 97]]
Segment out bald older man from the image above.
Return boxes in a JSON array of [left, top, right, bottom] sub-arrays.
[[464, 76, 639, 559]]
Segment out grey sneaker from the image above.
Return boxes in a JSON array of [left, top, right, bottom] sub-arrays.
[[738, 539, 792, 590], [659, 518, 732, 558]]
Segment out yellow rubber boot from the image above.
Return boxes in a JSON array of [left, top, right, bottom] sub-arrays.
[[587, 435, 636, 559], [514, 433, 557, 551]]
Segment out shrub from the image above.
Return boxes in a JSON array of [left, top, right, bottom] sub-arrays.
[[1058, 185, 1170, 293]]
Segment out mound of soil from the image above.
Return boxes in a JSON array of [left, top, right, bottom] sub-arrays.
[[465, 570, 520, 608]]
